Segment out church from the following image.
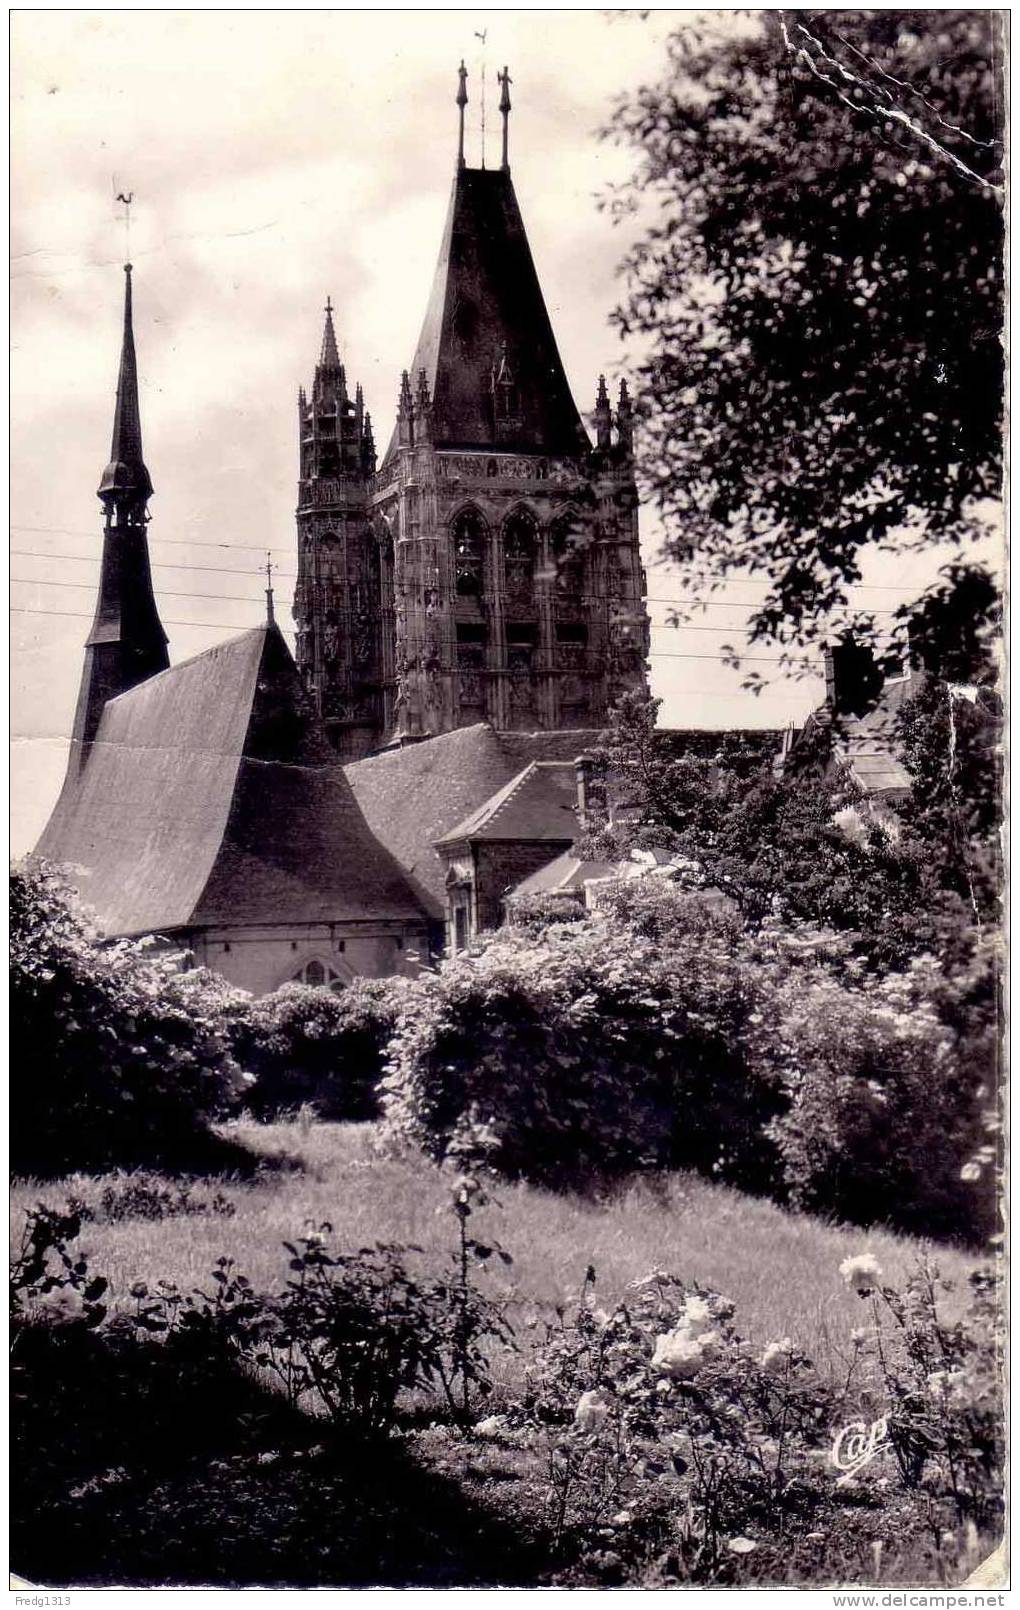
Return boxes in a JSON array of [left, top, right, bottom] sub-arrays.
[[35, 67, 658, 989]]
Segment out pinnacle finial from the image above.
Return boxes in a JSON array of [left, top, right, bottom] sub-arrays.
[[498, 66, 512, 171], [457, 60, 468, 168], [99, 258, 152, 503], [319, 296, 340, 368]]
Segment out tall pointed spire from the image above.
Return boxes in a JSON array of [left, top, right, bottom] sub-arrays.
[[98, 264, 152, 501], [65, 262, 168, 769], [319, 295, 341, 369]]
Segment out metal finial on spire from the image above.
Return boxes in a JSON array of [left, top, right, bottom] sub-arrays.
[[265, 552, 275, 626], [498, 66, 512, 170], [456, 61, 468, 168], [319, 296, 340, 368]]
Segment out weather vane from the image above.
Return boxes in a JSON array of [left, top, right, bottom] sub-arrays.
[[113, 182, 134, 264]]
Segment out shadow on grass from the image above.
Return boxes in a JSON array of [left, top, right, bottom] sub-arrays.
[[12, 1320, 547, 1588]]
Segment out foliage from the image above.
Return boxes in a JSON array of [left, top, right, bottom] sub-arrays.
[[11, 862, 249, 1178], [845, 1255, 1004, 1537], [503, 892, 589, 938], [768, 950, 1000, 1244], [896, 677, 1003, 930], [501, 1256, 1003, 1586], [11, 1200, 108, 1333], [581, 691, 997, 973], [96, 1176, 237, 1224], [227, 977, 409, 1122], [604, 11, 1004, 669], [381, 906, 784, 1192]]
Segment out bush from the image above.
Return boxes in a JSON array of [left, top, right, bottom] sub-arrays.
[[227, 978, 409, 1121], [381, 905, 783, 1192], [768, 955, 1000, 1244], [11, 863, 247, 1178], [500, 1255, 1003, 1586]]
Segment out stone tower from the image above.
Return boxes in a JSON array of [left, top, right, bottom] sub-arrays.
[[293, 299, 387, 760], [68, 261, 169, 769], [371, 65, 650, 742], [295, 66, 650, 753]]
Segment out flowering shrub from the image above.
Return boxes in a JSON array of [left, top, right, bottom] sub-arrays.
[[227, 977, 410, 1121], [381, 913, 783, 1190], [503, 1256, 1003, 1586], [11, 863, 247, 1177], [767, 956, 998, 1242], [838, 1252, 1004, 1539], [517, 1266, 837, 1582]]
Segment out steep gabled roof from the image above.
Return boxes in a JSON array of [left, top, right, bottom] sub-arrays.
[[391, 166, 591, 459], [345, 725, 603, 915], [36, 625, 429, 937], [435, 761, 578, 847]]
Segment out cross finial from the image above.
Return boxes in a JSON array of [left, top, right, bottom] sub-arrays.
[[265, 552, 275, 626], [498, 66, 512, 171], [325, 295, 333, 315], [456, 60, 468, 168]]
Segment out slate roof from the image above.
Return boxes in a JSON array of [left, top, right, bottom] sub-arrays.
[[36, 625, 430, 938], [344, 725, 603, 917], [511, 850, 619, 899], [386, 166, 591, 461], [435, 761, 579, 847]]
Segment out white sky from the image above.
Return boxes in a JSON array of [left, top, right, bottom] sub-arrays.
[[10, 9, 990, 856]]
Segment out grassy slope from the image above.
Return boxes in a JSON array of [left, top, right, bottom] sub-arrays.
[[11, 1119, 980, 1379]]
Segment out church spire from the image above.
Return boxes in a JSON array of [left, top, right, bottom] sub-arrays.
[[69, 262, 168, 768], [98, 264, 152, 502], [319, 295, 341, 369]]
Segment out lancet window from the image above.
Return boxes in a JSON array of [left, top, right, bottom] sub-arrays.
[[452, 509, 486, 597]]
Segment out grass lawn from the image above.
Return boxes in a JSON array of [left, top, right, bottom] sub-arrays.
[[12, 1118, 995, 1589], [12, 1117, 981, 1381]]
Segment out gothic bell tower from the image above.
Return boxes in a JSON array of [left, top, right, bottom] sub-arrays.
[[370, 64, 650, 741], [293, 301, 390, 759]]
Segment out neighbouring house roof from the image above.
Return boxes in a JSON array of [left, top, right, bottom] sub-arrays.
[[435, 761, 579, 848], [344, 725, 604, 917], [786, 671, 921, 798], [385, 165, 591, 462], [36, 624, 430, 938], [511, 850, 620, 899]]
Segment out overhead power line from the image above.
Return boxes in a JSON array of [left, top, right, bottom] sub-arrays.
[[9, 602, 825, 668]]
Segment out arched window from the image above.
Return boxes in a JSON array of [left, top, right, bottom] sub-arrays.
[[452, 509, 486, 597], [292, 957, 347, 994], [550, 512, 586, 597], [503, 511, 536, 602]]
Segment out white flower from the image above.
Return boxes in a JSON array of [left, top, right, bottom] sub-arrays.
[[727, 1536, 757, 1554], [927, 1369, 966, 1403], [34, 1286, 85, 1326], [574, 1387, 614, 1432], [694, 1329, 723, 1362], [759, 1338, 793, 1374], [610, 1510, 634, 1527], [839, 1253, 883, 1296], [651, 1326, 705, 1379], [960, 1161, 983, 1182], [474, 1415, 508, 1439], [680, 1295, 715, 1336]]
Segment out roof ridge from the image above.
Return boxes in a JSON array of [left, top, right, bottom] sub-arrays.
[[104, 624, 271, 703]]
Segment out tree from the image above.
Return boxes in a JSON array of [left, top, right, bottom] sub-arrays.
[[604, 11, 1004, 673], [11, 862, 248, 1176], [580, 692, 976, 969]]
